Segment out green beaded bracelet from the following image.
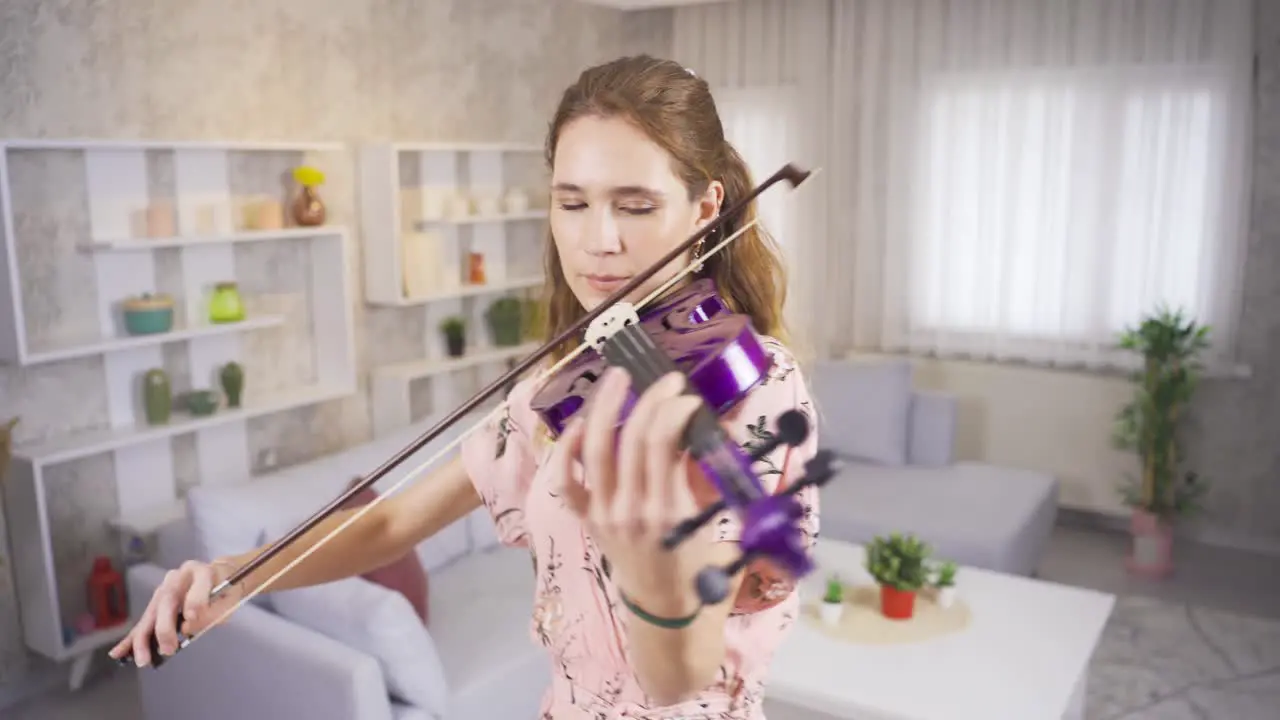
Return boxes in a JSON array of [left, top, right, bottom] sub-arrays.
[[617, 589, 702, 629]]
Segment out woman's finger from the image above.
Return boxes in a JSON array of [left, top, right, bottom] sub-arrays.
[[643, 394, 702, 527], [152, 571, 185, 656], [182, 562, 215, 630], [615, 372, 684, 534], [553, 419, 591, 518], [581, 367, 629, 515]]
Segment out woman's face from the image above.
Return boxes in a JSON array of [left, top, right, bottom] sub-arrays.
[[549, 115, 723, 311]]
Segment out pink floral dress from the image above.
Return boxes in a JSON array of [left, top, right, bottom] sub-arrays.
[[460, 338, 820, 719]]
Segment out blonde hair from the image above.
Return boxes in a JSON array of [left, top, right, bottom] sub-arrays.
[[535, 55, 791, 362]]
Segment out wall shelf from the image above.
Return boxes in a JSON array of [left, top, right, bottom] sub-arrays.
[[19, 314, 285, 366], [0, 137, 357, 678], [359, 142, 548, 437], [357, 141, 547, 307], [78, 226, 345, 252]]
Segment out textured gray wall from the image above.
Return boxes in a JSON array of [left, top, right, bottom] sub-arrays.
[[1183, 0, 1280, 550], [0, 0, 672, 686]]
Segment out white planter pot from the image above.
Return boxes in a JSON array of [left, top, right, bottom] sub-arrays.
[[820, 601, 844, 625], [936, 586, 957, 609]]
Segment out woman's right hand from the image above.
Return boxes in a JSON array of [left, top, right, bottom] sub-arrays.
[[107, 558, 241, 667]]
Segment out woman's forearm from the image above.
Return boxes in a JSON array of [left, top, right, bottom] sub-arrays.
[[620, 542, 743, 706], [218, 455, 482, 597]]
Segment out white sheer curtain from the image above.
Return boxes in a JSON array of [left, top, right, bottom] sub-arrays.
[[673, 0, 833, 360], [835, 0, 1256, 370], [714, 85, 800, 269]]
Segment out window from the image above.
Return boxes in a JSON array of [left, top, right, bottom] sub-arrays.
[[906, 66, 1248, 364], [714, 86, 798, 251]]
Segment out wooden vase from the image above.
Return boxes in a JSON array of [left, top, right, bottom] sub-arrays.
[[292, 186, 326, 226]]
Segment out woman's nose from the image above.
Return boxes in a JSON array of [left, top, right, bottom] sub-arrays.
[[585, 210, 622, 255]]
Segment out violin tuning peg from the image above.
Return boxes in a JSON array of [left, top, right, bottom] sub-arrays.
[[694, 553, 753, 606], [776, 409, 809, 447]]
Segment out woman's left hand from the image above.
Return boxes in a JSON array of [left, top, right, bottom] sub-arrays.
[[553, 366, 715, 616]]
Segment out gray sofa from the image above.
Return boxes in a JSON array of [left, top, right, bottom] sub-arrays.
[[808, 358, 1059, 577], [126, 415, 548, 720]]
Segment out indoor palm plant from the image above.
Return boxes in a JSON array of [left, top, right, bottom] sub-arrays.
[[864, 532, 931, 620], [1110, 305, 1211, 578]]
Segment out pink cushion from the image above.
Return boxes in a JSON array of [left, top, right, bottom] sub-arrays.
[[340, 478, 429, 624]]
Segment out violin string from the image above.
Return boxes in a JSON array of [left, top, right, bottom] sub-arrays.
[[167, 207, 771, 656]]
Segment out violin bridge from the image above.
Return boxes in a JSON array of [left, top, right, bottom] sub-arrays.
[[586, 302, 640, 351]]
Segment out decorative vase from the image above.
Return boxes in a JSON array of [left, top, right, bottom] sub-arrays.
[[880, 585, 916, 620], [820, 600, 844, 626], [468, 252, 486, 285], [142, 369, 171, 425], [936, 586, 957, 609], [209, 282, 245, 323], [186, 390, 218, 416], [1126, 508, 1174, 578], [122, 293, 175, 335], [220, 361, 244, 408], [292, 185, 326, 226]]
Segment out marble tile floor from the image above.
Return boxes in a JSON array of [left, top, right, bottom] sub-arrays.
[[5, 523, 1280, 720]]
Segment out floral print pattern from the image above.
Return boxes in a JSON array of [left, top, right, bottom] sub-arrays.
[[459, 339, 820, 719]]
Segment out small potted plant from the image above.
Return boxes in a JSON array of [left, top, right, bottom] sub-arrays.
[[485, 297, 524, 347], [865, 532, 931, 620], [440, 316, 466, 357], [931, 560, 958, 608], [820, 574, 844, 625]]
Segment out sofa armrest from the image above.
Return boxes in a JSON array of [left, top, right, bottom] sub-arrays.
[[126, 563, 397, 720], [907, 391, 956, 467]]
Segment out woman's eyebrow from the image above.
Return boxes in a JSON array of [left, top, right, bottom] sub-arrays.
[[551, 182, 664, 198]]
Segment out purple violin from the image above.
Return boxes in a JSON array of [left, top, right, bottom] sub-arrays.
[[530, 276, 837, 603], [116, 162, 837, 668]]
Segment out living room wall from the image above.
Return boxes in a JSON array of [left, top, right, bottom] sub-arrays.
[[0, 0, 668, 689]]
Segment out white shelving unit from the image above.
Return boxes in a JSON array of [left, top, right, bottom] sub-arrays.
[[358, 142, 548, 437], [0, 138, 357, 684]]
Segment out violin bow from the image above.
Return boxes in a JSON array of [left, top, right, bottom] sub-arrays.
[[119, 162, 816, 667]]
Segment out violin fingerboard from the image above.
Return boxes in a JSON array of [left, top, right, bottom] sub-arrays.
[[602, 325, 725, 457]]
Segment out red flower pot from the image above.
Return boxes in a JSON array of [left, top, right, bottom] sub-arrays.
[[880, 585, 916, 620]]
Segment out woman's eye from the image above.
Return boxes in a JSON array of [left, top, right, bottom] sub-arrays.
[[558, 202, 587, 211], [620, 206, 656, 216]]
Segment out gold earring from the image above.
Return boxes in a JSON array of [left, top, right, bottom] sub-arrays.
[[691, 238, 706, 273]]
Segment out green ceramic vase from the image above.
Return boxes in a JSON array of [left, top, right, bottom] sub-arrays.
[[143, 369, 171, 425], [209, 282, 245, 323], [220, 361, 244, 408]]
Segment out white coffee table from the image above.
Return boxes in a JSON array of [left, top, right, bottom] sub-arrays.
[[763, 540, 1115, 720]]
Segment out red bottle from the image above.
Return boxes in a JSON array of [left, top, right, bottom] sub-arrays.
[[87, 556, 128, 628]]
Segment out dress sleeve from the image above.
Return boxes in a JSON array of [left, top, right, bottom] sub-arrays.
[[459, 378, 542, 548], [699, 342, 821, 614]]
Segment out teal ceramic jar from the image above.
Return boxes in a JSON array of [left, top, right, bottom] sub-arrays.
[[122, 293, 174, 335]]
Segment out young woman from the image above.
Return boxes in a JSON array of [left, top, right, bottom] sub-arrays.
[[110, 55, 820, 718]]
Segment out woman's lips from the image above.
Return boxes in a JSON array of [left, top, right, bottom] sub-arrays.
[[584, 274, 631, 292]]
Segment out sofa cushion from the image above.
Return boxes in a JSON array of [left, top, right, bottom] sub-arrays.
[[270, 574, 449, 717], [339, 477, 430, 624], [811, 358, 914, 466]]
